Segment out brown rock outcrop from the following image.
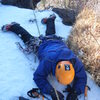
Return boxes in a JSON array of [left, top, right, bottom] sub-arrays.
[[67, 0, 100, 86]]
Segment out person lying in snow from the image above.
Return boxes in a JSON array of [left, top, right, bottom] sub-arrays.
[[1, 14, 87, 100]]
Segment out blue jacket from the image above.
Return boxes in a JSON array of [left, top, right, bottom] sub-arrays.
[[34, 38, 87, 95]]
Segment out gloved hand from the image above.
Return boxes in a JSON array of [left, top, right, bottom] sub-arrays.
[[66, 91, 78, 100], [50, 89, 64, 100]]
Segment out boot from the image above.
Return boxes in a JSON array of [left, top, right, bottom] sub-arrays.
[[1, 22, 20, 32]]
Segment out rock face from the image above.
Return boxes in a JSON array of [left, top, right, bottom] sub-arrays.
[[1, 0, 40, 9], [52, 8, 76, 26], [67, 0, 100, 86], [37, 0, 88, 25]]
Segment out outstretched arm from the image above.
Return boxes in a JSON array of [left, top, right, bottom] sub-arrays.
[[72, 57, 87, 95], [66, 58, 87, 100], [33, 60, 64, 100], [33, 60, 54, 94]]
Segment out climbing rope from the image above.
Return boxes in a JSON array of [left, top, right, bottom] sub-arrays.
[[50, 75, 60, 100], [31, 2, 41, 36], [54, 87, 60, 100]]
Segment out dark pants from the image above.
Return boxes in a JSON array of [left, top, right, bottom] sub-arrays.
[[9, 18, 56, 44]]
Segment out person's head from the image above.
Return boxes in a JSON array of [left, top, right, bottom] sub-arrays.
[[55, 61, 75, 85]]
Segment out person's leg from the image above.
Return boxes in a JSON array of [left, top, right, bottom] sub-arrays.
[[42, 14, 56, 36], [2, 22, 41, 54], [46, 18, 56, 36], [2, 22, 33, 43]]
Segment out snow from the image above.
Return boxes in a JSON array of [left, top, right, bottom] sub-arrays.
[[0, 3, 100, 100]]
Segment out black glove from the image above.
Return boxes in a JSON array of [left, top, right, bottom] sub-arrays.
[[66, 91, 78, 100], [50, 89, 64, 100]]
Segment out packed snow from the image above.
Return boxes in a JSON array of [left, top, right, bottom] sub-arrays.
[[0, 3, 100, 100]]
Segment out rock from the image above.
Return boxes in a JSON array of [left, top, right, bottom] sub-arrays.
[[1, 0, 17, 6], [52, 8, 76, 26], [1, 0, 40, 9], [33, 0, 41, 8]]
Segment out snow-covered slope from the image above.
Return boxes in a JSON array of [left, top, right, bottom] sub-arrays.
[[0, 3, 100, 100]]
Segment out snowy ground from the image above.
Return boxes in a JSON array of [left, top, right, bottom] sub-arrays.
[[0, 3, 100, 100]]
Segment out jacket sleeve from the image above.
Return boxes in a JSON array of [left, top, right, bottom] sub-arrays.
[[72, 57, 87, 95], [33, 59, 54, 94]]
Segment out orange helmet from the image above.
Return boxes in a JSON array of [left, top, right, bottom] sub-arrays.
[[55, 61, 75, 85]]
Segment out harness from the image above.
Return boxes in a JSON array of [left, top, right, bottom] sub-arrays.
[[25, 35, 64, 54]]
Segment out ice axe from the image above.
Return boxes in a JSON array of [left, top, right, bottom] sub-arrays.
[[84, 86, 91, 100], [27, 88, 50, 100]]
